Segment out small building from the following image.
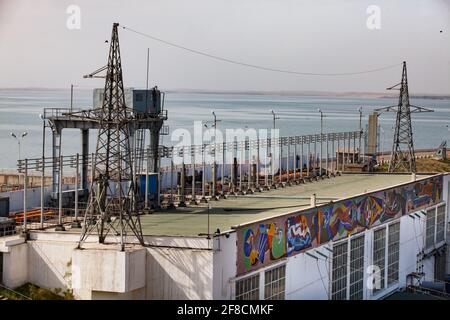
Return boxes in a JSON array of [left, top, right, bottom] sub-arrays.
[[93, 86, 163, 116]]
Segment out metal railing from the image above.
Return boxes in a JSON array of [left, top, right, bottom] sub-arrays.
[[11, 129, 365, 223], [16, 130, 363, 172], [43, 107, 83, 120], [43, 107, 168, 122]]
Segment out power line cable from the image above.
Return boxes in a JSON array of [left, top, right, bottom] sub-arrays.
[[121, 25, 401, 77], [316, 258, 330, 297]]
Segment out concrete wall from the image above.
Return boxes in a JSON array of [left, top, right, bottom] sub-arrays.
[[213, 232, 237, 300], [146, 246, 213, 299], [0, 186, 52, 212], [1, 241, 28, 288], [25, 232, 213, 299], [0, 184, 72, 212], [27, 240, 74, 290], [2, 232, 213, 300], [0, 173, 51, 188], [72, 246, 146, 294]]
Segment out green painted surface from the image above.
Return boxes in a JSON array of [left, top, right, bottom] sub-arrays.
[[140, 174, 420, 236]]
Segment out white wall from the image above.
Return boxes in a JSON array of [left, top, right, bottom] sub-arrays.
[[213, 232, 237, 300], [27, 240, 77, 290], [146, 246, 213, 299], [398, 213, 425, 288], [3, 233, 214, 300], [72, 247, 146, 294], [285, 248, 330, 300], [1, 242, 28, 288]]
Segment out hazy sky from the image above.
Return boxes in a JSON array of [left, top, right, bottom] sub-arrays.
[[0, 0, 449, 94]]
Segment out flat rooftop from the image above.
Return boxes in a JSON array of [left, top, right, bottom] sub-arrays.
[[139, 174, 421, 236]]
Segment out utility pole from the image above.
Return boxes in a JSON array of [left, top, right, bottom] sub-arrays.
[[375, 61, 433, 173], [270, 110, 280, 184], [209, 111, 221, 198], [212, 110, 217, 197], [358, 107, 362, 162], [270, 109, 279, 130], [317, 109, 324, 176], [446, 125, 450, 145], [10, 131, 28, 161], [70, 84, 74, 112]]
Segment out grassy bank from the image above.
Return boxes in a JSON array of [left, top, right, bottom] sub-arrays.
[[376, 158, 450, 173], [0, 283, 74, 300]]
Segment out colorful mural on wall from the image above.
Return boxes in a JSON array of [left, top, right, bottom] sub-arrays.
[[242, 218, 286, 269], [236, 175, 443, 275], [286, 213, 318, 256]]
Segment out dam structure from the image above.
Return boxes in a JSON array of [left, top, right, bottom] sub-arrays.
[[0, 23, 448, 300]]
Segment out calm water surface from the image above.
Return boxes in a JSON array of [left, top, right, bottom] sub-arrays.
[[0, 88, 449, 169]]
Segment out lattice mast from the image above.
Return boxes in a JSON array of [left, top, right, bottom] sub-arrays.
[[78, 23, 144, 250], [376, 61, 432, 173], [390, 61, 416, 172]]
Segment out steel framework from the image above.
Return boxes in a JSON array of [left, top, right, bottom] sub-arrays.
[[78, 23, 144, 250], [376, 61, 433, 173]]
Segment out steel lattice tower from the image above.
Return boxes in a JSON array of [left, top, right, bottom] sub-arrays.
[[376, 61, 432, 173], [78, 23, 144, 250]]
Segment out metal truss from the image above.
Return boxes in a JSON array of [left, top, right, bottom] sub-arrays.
[[375, 61, 433, 173], [77, 23, 144, 250]]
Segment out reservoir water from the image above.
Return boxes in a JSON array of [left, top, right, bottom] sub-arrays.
[[0, 88, 449, 169]]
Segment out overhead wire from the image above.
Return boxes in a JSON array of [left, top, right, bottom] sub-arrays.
[[121, 25, 401, 77]]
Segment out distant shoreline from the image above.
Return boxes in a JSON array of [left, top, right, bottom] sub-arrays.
[[1, 87, 450, 100]]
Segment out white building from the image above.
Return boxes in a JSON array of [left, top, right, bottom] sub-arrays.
[[0, 173, 448, 300]]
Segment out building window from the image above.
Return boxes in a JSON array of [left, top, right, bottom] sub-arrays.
[[387, 222, 400, 285], [331, 241, 348, 300], [373, 228, 386, 293], [349, 235, 365, 300], [435, 205, 446, 244], [235, 274, 260, 300], [264, 265, 286, 300], [425, 207, 436, 249]]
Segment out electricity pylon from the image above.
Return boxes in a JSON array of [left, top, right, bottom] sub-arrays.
[[376, 61, 433, 173], [78, 23, 144, 250]]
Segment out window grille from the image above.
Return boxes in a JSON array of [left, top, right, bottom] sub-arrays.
[[373, 228, 386, 293], [425, 207, 436, 249], [235, 273, 260, 300], [435, 205, 446, 244], [387, 222, 400, 285], [331, 241, 348, 300], [349, 235, 365, 300], [264, 265, 286, 300]]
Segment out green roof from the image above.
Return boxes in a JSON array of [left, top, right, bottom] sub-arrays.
[[140, 174, 420, 236]]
